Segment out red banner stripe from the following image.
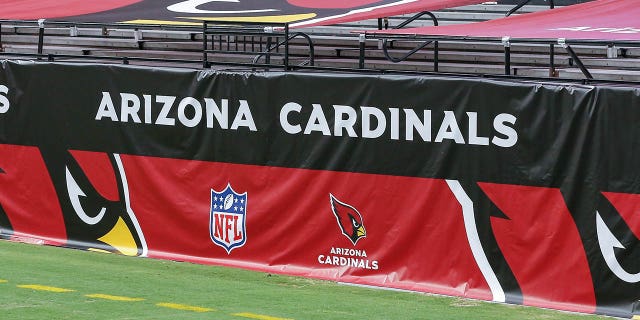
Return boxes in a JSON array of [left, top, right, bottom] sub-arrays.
[[481, 183, 596, 313]]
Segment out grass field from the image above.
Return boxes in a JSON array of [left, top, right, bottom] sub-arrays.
[[0, 240, 613, 320]]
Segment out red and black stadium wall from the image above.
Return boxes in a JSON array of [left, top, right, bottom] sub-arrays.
[[0, 61, 639, 318]]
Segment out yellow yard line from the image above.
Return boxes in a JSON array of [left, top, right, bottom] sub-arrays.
[[156, 302, 214, 313], [631, 315, 640, 320], [87, 248, 112, 254], [0, 279, 7, 283], [232, 312, 294, 320], [17, 284, 75, 293], [85, 293, 145, 302]]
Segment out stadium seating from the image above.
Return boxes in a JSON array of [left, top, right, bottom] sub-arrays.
[[1, 2, 639, 81]]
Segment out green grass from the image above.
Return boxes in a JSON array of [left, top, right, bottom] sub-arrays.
[[0, 240, 611, 320]]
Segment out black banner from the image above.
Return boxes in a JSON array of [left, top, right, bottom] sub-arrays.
[[0, 61, 639, 318]]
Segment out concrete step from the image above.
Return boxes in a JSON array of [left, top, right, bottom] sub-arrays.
[[519, 67, 640, 82], [621, 47, 640, 58], [331, 46, 571, 66], [91, 48, 202, 60], [2, 24, 200, 40], [579, 58, 640, 70], [313, 57, 515, 74], [2, 44, 101, 55], [1, 34, 141, 48], [141, 40, 202, 51]]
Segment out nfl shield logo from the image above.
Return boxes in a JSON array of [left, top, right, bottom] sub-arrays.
[[210, 183, 247, 254]]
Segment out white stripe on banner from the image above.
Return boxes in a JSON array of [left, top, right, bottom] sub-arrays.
[[446, 179, 505, 303], [114, 153, 149, 257]]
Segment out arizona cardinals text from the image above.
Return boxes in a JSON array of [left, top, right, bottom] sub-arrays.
[[0, 85, 9, 114]]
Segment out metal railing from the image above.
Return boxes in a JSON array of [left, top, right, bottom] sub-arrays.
[[365, 31, 640, 80], [380, 11, 440, 71], [1, 16, 639, 85], [0, 19, 315, 71], [202, 21, 314, 71], [252, 31, 314, 68]]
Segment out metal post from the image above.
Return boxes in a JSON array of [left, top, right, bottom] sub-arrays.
[[434, 41, 439, 72], [133, 28, 142, 41], [37, 19, 45, 59], [202, 21, 208, 68], [607, 44, 618, 59], [264, 25, 274, 67], [284, 24, 289, 71], [135, 28, 144, 50], [549, 44, 556, 77], [566, 45, 593, 79], [265, 36, 272, 65], [548, 0, 556, 76], [506, 0, 532, 17], [502, 36, 511, 75], [359, 34, 366, 69], [559, 38, 593, 80]]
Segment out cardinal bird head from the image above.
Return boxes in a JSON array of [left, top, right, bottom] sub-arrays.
[[60, 150, 146, 257], [330, 194, 366, 245]]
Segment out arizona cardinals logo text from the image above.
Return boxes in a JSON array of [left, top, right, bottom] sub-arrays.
[[317, 247, 379, 270], [330, 194, 366, 245], [210, 183, 247, 254], [0, 85, 9, 114]]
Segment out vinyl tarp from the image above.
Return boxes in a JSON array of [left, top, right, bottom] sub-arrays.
[[368, 0, 640, 41], [0, 0, 483, 27]]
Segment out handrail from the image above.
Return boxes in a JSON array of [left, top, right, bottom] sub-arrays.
[[367, 32, 640, 80], [202, 21, 314, 70], [378, 11, 439, 65], [395, 11, 438, 29], [506, 0, 554, 17], [3, 51, 640, 87], [252, 32, 315, 68], [367, 33, 640, 47], [382, 40, 433, 63]]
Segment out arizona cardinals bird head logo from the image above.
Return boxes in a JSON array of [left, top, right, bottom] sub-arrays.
[[330, 194, 366, 245]]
